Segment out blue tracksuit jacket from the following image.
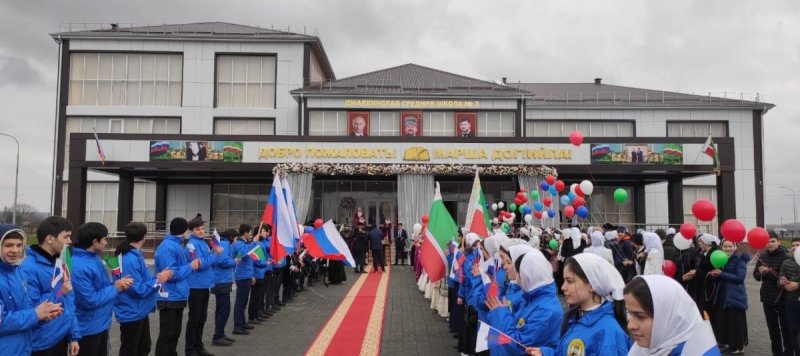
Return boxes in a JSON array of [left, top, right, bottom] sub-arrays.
[[232, 240, 254, 281], [0, 226, 38, 355], [212, 240, 236, 285], [71, 247, 118, 336], [487, 282, 563, 353], [154, 234, 193, 302], [113, 248, 159, 323], [540, 302, 631, 356], [186, 235, 215, 290]]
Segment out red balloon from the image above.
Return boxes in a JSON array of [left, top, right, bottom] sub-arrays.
[[569, 131, 584, 147], [514, 198, 522, 206], [662, 260, 677, 277], [747, 227, 770, 249], [720, 219, 746, 243], [521, 195, 528, 204], [543, 197, 552, 207], [517, 192, 525, 200], [575, 185, 585, 197], [546, 175, 556, 185], [691, 199, 717, 222], [534, 211, 543, 219], [679, 223, 697, 239], [314, 219, 324, 229], [573, 196, 586, 208], [421, 215, 429, 224], [564, 205, 575, 218], [555, 180, 565, 193]]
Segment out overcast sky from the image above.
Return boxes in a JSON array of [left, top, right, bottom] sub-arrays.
[[0, 0, 798, 225]]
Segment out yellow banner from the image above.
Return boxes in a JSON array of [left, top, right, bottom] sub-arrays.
[[343, 99, 481, 108]]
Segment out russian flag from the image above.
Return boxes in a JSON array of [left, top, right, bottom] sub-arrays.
[[209, 228, 221, 249], [475, 321, 516, 353], [265, 175, 296, 262], [305, 220, 356, 267]]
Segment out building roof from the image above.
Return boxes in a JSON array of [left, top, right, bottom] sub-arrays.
[[292, 63, 527, 98], [511, 82, 774, 109]]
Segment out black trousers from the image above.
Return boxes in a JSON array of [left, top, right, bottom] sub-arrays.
[[764, 302, 791, 356], [395, 245, 407, 264], [410, 246, 416, 267], [263, 271, 273, 311], [31, 337, 67, 356], [79, 330, 109, 356], [448, 283, 463, 334], [786, 299, 800, 356], [186, 289, 210, 353], [272, 268, 283, 303], [717, 307, 748, 351], [354, 250, 366, 271], [155, 305, 184, 356], [371, 249, 385, 270], [248, 279, 265, 320], [233, 279, 251, 329], [213, 289, 231, 339], [119, 317, 151, 356]]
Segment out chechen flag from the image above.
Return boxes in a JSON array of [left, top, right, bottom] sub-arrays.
[[420, 182, 459, 283], [465, 170, 491, 238], [51, 244, 73, 297], [702, 135, 719, 170], [103, 254, 123, 277]]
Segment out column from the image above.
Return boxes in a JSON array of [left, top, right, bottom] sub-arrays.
[[117, 171, 134, 231], [667, 177, 684, 226], [66, 167, 87, 226], [716, 141, 736, 224], [633, 184, 647, 228], [155, 181, 167, 230]]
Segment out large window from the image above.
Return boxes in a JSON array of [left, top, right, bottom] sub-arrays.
[[86, 182, 118, 229], [308, 111, 348, 136], [526, 120, 635, 137], [132, 182, 157, 223], [214, 119, 275, 135], [64, 117, 180, 162], [667, 122, 727, 137], [478, 112, 515, 137], [213, 184, 271, 229], [69, 53, 182, 106], [423, 112, 455, 136], [369, 112, 399, 136], [683, 186, 718, 234], [216, 55, 276, 108]]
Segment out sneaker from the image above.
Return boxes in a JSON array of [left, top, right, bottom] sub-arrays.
[[728, 350, 744, 355], [232, 329, 250, 335]]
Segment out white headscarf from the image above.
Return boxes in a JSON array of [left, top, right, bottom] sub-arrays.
[[643, 232, 664, 256], [528, 234, 541, 250], [465, 232, 481, 246], [502, 238, 528, 252], [485, 232, 508, 257], [605, 231, 618, 242], [573, 253, 625, 302], [570, 227, 582, 249], [628, 275, 708, 356], [666, 228, 676, 236], [509, 244, 534, 266], [518, 249, 555, 292], [699, 233, 720, 246], [585, 231, 614, 265]]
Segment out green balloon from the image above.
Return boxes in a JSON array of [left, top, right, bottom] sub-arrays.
[[501, 223, 511, 233], [509, 203, 517, 212], [518, 204, 526, 213], [710, 250, 729, 269], [548, 239, 558, 250], [531, 191, 540, 201], [613, 188, 628, 203]]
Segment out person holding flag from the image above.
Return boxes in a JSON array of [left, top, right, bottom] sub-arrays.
[[112, 222, 173, 356], [71, 222, 133, 356], [248, 225, 269, 325], [184, 217, 223, 356], [210, 228, 238, 347], [457, 232, 482, 355], [260, 227, 277, 321], [231, 224, 256, 335], [19, 216, 81, 356]]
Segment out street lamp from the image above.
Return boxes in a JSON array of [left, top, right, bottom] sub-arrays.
[[781, 186, 798, 237], [0, 132, 19, 226]]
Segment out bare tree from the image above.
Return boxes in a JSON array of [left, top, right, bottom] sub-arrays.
[[0, 203, 47, 229]]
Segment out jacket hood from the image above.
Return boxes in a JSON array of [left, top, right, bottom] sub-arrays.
[[0, 224, 27, 265]]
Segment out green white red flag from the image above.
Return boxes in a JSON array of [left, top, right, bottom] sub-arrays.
[[702, 135, 719, 171], [103, 254, 123, 277], [420, 182, 459, 283], [465, 170, 491, 238]]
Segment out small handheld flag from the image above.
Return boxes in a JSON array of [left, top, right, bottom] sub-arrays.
[[187, 242, 197, 259], [210, 229, 221, 249], [103, 255, 123, 277], [247, 245, 266, 261], [475, 320, 522, 353]]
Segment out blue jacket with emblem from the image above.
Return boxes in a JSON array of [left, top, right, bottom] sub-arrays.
[[19, 246, 81, 350], [232, 240, 254, 281], [457, 249, 479, 300], [113, 247, 159, 323], [0, 225, 39, 355], [71, 247, 118, 336], [154, 234, 193, 302], [539, 302, 631, 356], [252, 239, 268, 280], [186, 235, 216, 289], [717, 252, 750, 310], [504, 281, 525, 315], [487, 282, 562, 353], [212, 239, 236, 285]]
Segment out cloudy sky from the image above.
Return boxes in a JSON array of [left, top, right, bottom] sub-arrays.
[[0, 0, 798, 225]]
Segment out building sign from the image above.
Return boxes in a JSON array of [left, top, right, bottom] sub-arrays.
[[149, 141, 243, 162], [590, 143, 683, 165], [343, 99, 481, 108]]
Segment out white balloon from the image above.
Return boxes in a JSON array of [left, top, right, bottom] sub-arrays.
[[492, 217, 499, 224], [580, 180, 594, 196], [510, 213, 516, 220], [491, 203, 498, 211], [570, 183, 578, 194], [673, 233, 692, 250], [795, 245, 800, 266], [412, 223, 422, 234], [498, 202, 505, 209], [524, 214, 533, 223]]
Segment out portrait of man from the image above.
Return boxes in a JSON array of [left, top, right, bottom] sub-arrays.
[[348, 112, 370, 137], [400, 112, 422, 137], [455, 112, 476, 138]]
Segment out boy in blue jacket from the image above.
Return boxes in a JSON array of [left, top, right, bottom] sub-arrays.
[[0, 224, 64, 355], [114, 222, 172, 356], [72, 222, 133, 356], [185, 217, 222, 356], [20, 216, 81, 356], [211, 228, 237, 346], [248, 225, 269, 325], [232, 224, 255, 335], [154, 217, 200, 356]]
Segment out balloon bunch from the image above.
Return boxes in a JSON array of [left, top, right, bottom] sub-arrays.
[[559, 180, 593, 220], [671, 199, 773, 255], [526, 175, 567, 222]]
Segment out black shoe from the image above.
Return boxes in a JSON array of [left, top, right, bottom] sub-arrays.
[[277, 302, 287, 306], [259, 311, 270, 318], [233, 329, 250, 335], [198, 350, 215, 356], [248, 319, 261, 325], [242, 324, 254, 330], [212, 338, 232, 347], [256, 316, 268, 322], [222, 335, 236, 342]]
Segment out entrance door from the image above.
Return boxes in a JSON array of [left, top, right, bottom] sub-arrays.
[[366, 199, 395, 234]]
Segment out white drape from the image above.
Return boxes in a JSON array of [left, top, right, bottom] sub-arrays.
[[397, 174, 434, 226], [284, 173, 313, 224], [517, 174, 560, 228]]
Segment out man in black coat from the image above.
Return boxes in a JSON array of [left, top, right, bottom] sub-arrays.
[[394, 223, 408, 265], [368, 225, 386, 272], [753, 234, 791, 356], [353, 224, 369, 273]]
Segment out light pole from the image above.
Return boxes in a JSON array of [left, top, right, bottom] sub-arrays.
[[781, 186, 798, 237], [0, 132, 19, 226]]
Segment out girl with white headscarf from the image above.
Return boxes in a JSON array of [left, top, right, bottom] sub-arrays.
[[473, 234, 510, 322], [526, 253, 631, 355], [586, 231, 614, 265], [641, 232, 665, 276], [457, 233, 483, 355], [485, 249, 563, 354], [681, 234, 720, 318], [624, 275, 720, 355], [498, 243, 533, 315]]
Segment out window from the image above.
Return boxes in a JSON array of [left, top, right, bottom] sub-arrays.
[[478, 112, 515, 137], [308, 111, 348, 136], [683, 186, 718, 234], [423, 112, 454, 136], [526, 120, 635, 137], [69, 53, 182, 106], [216, 55, 276, 108], [132, 182, 157, 223], [64, 117, 180, 162], [213, 184, 271, 229], [214, 119, 275, 135], [369, 112, 399, 136], [667, 122, 727, 137], [86, 182, 118, 229]]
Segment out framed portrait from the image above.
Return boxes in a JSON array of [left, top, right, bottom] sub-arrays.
[[348, 111, 370, 137], [455, 112, 477, 138], [400, 111, 423, 137]]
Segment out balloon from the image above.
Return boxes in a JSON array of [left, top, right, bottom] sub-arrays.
[[575, 185, 584, 197], [517, 192, 525, 200], [673, 233, 692, 250], [492, 217, 499, 224], [413, 223, 422, 234], [564, 205, 575, 218], [613, 188, 628, 203], [569, 130, 584, 146], [548, 239, 559, 250], [710, 250, 729, 269], [533, 201, 543, 211], [510, 213, 516, 220], [534, 211, 543, 219], [543, 197, 552, 207], [747, 227, 769, 249], [555, 180, 565, 193], [502, 223, 511, 233], [547, 209, 556, 218], [523, 206, 531, 214], [546, 175, 556, 185], [314, 219, 324, 229], [679, 223, 697, 239], [521, 195, 528, 204], [576, 206, 589, 219], [520, 187, 528, 193], [570, 183, 578, 194], [304, 226, 314, 233], [421, 215, 429, 224], [568, 191, 576, 201], [573, 196, 586, 208], [549, 186, 558, 196], [498, 202, 505, 209], [530, 191, 540, 201], [524, 214, 533, 223], [540, 182, 550, 191], [691, 199, 717, 222], [720, 219, 746, 243], [579, 180, 594, 196], [560, 195, 571, 206], [662, 260, 677, 277], [513, 198, 522, 206], [491, 203, 498, 211], [518, 204, 526, 213], [509, 203, 517, 212]]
